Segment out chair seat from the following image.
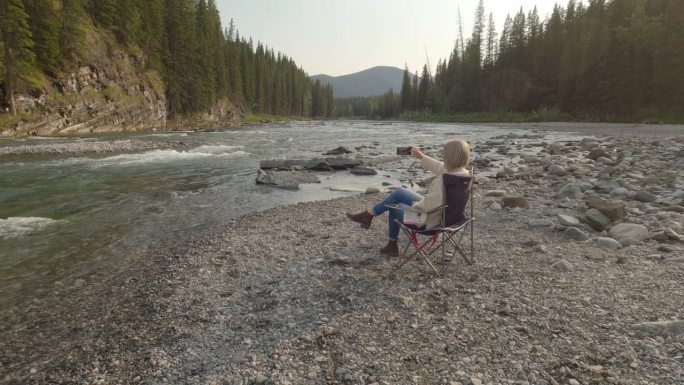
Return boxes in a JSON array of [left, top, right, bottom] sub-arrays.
[[411, 218, 472, 236]]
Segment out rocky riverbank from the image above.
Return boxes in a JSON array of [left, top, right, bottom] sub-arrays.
[[1, 127, 683, 385]]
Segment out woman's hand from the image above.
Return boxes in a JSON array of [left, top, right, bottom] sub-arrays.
[[410, 147, 424, 160]]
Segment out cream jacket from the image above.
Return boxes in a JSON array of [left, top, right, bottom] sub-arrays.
[[412, 155, 470, 229]]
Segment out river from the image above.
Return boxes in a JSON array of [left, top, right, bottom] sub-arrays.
[[0, 120, 592, 314]]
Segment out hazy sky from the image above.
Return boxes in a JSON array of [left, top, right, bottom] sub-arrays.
[[216, 0, 560, 77]]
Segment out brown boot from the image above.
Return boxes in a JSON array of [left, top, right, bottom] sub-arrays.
[[380, 240, 399, 257], [346, 210, 374, 229]]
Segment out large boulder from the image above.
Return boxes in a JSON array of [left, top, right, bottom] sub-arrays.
[[585, 197, 627, 221], [609, 223, 650, 242]]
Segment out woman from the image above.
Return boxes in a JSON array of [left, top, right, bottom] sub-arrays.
[[347, 139, 471, 256]]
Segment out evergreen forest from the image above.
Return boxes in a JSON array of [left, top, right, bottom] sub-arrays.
[[0, 0, 335, 119], [337, 0, 684, 123]]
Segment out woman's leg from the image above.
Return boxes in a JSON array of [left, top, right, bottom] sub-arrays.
[[371, 187, 422, 216], [387, 203, 411, 240]]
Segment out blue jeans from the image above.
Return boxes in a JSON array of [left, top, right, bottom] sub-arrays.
[[371, 187, 423, 240]]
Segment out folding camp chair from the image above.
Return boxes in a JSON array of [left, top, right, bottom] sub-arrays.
[[393, 168, 475, 276]]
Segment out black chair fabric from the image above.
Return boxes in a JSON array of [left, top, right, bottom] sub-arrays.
[[442, 174, 472, 227]]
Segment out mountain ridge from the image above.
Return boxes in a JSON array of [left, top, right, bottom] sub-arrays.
[[311, 66, 404, 98]]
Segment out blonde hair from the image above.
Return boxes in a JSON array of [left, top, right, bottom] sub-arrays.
[[443, 139, 470, 171]]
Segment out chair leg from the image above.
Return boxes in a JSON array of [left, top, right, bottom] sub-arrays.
[[419, 250, 440, 276], [447, 235, 473, 265], [397, 247, 421, 269], [441, 234, 446, 275]]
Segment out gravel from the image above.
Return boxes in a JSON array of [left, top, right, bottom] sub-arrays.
[[1, 128, 683, 385]]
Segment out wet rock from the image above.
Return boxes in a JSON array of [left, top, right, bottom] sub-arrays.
[[365, 187, 380, 194], [585, 208, 611, 231], [609, 223, 650, 242]]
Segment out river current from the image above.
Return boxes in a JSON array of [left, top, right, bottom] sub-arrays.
[[0, 120, 582, 312]]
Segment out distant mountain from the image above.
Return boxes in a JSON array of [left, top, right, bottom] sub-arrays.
[[311, 66, 404, 98]]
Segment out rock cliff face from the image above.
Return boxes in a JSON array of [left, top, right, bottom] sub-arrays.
[[1, 33, 240, 137], [3, 46, 167, 136]]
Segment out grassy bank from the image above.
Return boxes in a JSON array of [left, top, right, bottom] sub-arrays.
[[396, 107, 684, 124]]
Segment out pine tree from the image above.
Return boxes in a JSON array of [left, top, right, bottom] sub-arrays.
[[59, 0, 88, 64], [411, 72, 419, 110], [1, 0, 41, 115], [139, 0, 165, 71], [116, 0, 142, 45], [23, 0, 61, 75], [653, 0, 684, 110], [484, 13, 498, 69], [164, 0, 201, 115], [87, 0, 116, 29], [195, 0, 216, 107], [417, 64, 432, 110], [207, 0, 228, 100], [400, 66, 412, 112]]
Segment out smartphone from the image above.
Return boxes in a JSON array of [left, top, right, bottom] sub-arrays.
[[396, 147, 411, 156]]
